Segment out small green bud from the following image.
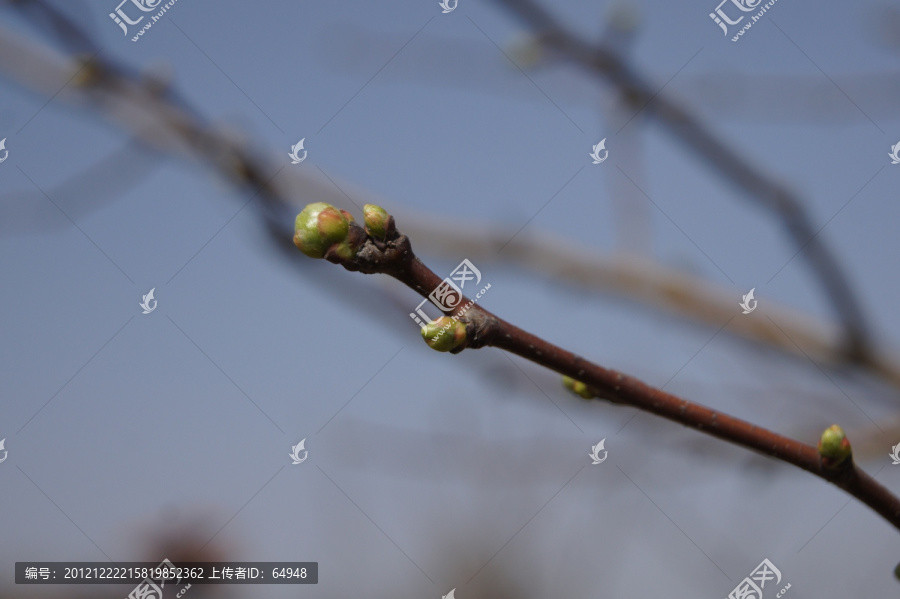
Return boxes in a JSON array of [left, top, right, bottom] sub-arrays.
[[363, 204, 392, 240], [293, 202, 354, 259], [562, 375, 593, 399], [421, 316, 467, 352], [818, 424, 852, 467]]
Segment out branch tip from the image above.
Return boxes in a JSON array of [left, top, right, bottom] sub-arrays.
[[818, 424, 852, 469], [294, 202, 361, 260], [363, 204, 394, 240]]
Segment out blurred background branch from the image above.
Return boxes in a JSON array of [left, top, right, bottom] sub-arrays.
[[1, 1, 899, 396], [493, 0, 876, 363]]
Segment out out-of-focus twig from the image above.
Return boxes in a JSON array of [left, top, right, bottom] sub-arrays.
[[320, 24, 900, 123], [493, 0, 875, 363], [0, 137, 162, 234], [2, 12, 899, 392]]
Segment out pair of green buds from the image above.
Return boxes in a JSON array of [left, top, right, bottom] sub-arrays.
[[294, 202, 468, 352], [293, 202, 390, 260]]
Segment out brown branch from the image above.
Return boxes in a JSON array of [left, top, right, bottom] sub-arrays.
[[302, 203, 900, 533], [493, 0, 874, 363]]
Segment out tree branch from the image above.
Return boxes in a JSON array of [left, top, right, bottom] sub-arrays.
[[295, 201, 900, 533], [398, 213, 900, 390]]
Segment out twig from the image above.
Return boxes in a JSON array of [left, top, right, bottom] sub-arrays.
[[294, 201, 900, 532], [397, 212, 900, 389]]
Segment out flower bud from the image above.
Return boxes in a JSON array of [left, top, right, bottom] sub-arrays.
[[363, 204, 392, 240], [818, 424, 852, 468], [562, 375, 593, 399], [294, 202, 356, 259], [421, 316, 467, 352]]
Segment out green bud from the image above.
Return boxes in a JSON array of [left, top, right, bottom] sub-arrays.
[[818, 424, 852, 467], [421, 316, 467, 352], [562, 375, 593, 399], [293, 202, 354, 259], [363, 204, 391, 240]]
